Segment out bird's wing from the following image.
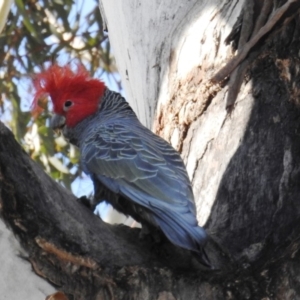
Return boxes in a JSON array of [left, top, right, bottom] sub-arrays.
[[81, 122, 196, 215], [80, 122, 208, 252]]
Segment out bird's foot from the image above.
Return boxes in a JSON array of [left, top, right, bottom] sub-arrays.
[[77, 196, 93, 210]]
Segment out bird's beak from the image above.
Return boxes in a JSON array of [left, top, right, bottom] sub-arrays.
[[50, 114, 66, 133]]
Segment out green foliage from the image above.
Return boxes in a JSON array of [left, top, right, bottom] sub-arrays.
[[0, 0, 118, 191]]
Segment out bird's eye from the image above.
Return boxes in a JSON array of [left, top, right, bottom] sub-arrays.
[[63, 100, 73, 111]]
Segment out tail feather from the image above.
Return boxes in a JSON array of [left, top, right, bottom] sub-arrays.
[[152, 209, 212, 267]]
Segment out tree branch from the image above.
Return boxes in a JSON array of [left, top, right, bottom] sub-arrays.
[[0, 122, 223, 299]]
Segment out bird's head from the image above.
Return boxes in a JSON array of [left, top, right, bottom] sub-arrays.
[[32, 64, 106, 129]]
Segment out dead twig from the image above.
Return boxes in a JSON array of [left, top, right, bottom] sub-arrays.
[[226, 0, 254, 110], [211, 0, 298, 84], [253, 0, 273, 34], [225, 0, 274, 110]]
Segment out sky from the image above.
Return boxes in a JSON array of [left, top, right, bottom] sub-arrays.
[[1, 0, 132, 225]]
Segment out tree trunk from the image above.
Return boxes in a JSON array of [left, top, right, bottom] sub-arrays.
[[2, 0, 300, 299]]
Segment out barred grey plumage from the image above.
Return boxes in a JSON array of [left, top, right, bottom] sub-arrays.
[[64, 89, 210, 266], [33, 63, 210, 267]]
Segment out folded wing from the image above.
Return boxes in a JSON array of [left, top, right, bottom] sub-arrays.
[[81, 122, 207, 252]]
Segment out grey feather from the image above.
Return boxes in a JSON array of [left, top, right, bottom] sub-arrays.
[[66, 90, 210, 266]]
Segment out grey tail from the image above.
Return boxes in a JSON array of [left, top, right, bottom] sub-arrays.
[[193, 247, 214, 269]]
